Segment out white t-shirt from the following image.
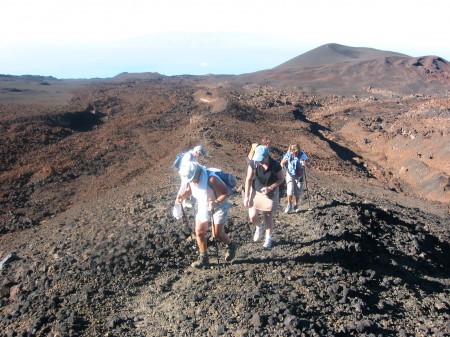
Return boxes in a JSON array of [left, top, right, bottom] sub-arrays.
[[179, 150, 197, 169], [188, 166, 216, 223]]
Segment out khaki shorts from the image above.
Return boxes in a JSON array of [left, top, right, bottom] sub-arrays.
[[212, 201, 231, 225], [249, 187, 279, 212]]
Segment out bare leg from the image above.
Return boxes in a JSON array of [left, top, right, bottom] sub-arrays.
[[263, 211, 274, 237], [249, 206, 260, 227], [195, 219, 208, 254], [213, 222, 231, 245]]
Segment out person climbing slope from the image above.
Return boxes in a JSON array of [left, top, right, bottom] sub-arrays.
[[177, 161, 238, 268], [243, 145, 284, 249], [280, 143, 311, 213]]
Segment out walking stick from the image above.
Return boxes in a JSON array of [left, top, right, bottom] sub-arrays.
[[304, 166, 312, 211], [210, 210, 221, 272]]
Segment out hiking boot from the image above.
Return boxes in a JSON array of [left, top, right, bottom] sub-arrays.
[[191, 253, 210, 269], [263, 236, 272, 249], [284, 203, 293, 214], [225, 241, 238, 262], [253, 225, 263, 242], [293, 205, 300, 213]]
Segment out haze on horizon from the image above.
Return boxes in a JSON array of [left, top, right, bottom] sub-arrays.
[[1, 0, 449, 79]]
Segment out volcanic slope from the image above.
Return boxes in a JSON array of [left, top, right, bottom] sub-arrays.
[[238, 43, 450, 97], [0, 76, 449, 336]]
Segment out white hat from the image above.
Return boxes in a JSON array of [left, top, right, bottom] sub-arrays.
[[193, 145, 206, 156], [179, 161, 198, 183]]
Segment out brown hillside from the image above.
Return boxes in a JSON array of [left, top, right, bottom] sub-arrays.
[[275, 43, 408, 69], [236, 49, 450, 99]]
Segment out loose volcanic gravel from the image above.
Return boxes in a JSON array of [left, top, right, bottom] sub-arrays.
[[1, 175, 448, 337]]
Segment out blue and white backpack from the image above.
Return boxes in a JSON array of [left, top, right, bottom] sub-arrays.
[[207, 168, 237, 194]]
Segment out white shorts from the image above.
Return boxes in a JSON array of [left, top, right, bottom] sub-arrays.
[[286, 174, 304, 198]]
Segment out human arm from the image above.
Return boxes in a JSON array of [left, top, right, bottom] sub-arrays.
[[176, 184, 192, 204], [243, 164, 254, 208], [209, 175, 230, 210], [280, 152, 290, 170], [299, 153, 311, 167], [261, 166, 285, 195]]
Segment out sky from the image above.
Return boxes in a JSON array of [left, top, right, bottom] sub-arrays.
[[1, 0, 449, 79]]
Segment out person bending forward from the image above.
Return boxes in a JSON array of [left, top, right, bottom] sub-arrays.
[[177, 162, 237, 268]]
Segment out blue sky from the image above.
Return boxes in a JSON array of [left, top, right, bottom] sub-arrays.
[[1, 0, 449, 79]]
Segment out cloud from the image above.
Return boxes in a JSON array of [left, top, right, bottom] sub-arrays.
[[199, 61, 217, 68]]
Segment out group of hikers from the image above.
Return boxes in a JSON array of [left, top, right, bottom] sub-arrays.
[[173, 138, 311, 269]]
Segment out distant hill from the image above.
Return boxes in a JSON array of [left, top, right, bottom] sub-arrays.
[[112, 72, 164, 81], [236, 43, 450, 97], [275, 43, 408, 69]]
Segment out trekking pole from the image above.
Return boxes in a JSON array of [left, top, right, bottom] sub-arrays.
[[304, 166, 312, 211], [210, 209, 221, 272]]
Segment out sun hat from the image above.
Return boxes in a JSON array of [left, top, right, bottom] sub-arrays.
[[253, 145, 270, 162], [179, 161, 198, 183], [193, 145, 206, 156]]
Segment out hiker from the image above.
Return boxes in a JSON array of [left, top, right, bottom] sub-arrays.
[[243, 145, 285, 249], [280, 144, 311, 213], [260, 136, 271, 150], [176, 145, 206, 208], [177, 161, 238, 268], [247, 136, 272, 163], [179, 145, 206, 168]]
